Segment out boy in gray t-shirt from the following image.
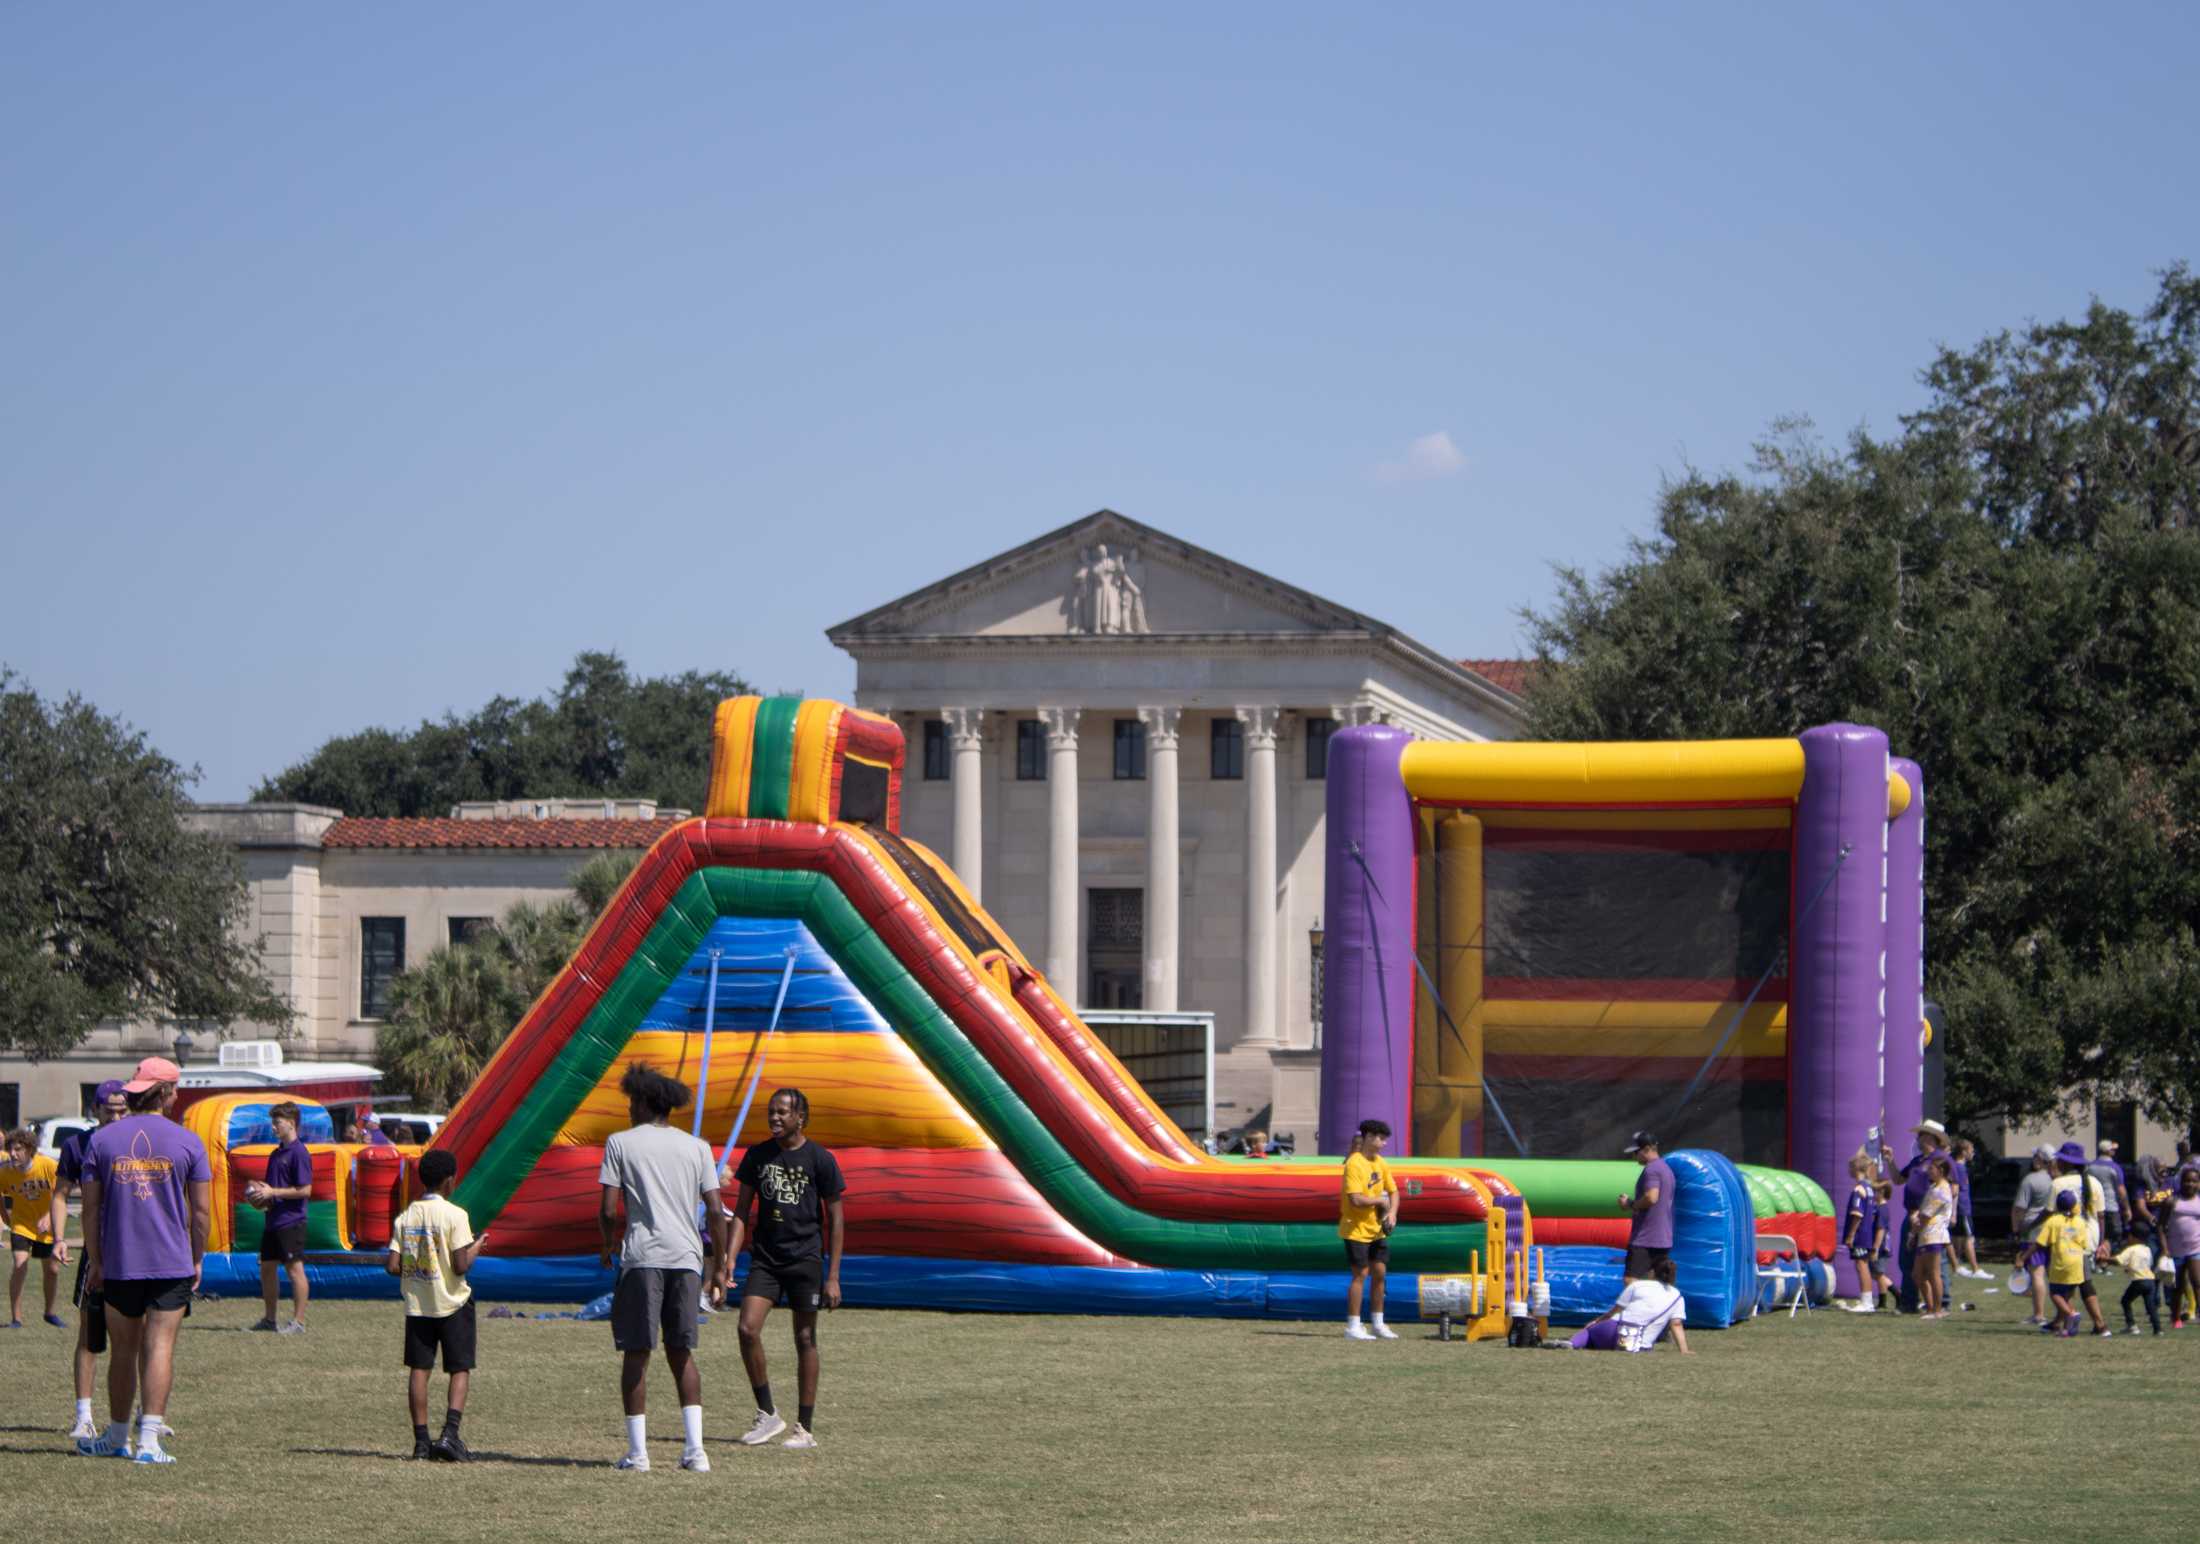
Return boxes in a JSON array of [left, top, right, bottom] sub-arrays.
[[2010, 1145, 2057, 1322], [598, 1065, 729, 1473]]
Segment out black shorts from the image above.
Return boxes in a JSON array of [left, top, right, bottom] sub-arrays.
[[71, 1256, 106, 1353], [11, 1235, 54, 1260], [2052, 1277, 2098, 1301], [742, 1257, 826, 1312], [403, 1300, 477, 1372], [1625, 1245, 1672, 1278], [259, 1224, 306, 1264], [612, 1266, 700, 1352], [1848, 1246, 1875, 1263], [1341, 1238, 1391, 1269], [103, 1276, 193, 1318]]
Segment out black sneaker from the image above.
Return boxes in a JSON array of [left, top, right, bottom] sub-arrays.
[[429, 1432, 472, 1463], [408, 1435, 433, 1461]]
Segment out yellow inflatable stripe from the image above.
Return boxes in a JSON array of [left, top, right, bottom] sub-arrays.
[[1472, 808, 1792, 832], [707, 697, 760, 818], [1482, 1004, 1787, 1059], [787, 700, 843, 824], [552, 1030, 992, 1151], [1401, 738, 1804, 806]]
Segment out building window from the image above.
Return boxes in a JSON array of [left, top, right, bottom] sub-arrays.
[[0, 1084, 17, 1130], [922, 719, 950, 781], [1210, 718, 1244, 780], [447, 916, 492, 947], [2096, 1097, 2138, 1158], [1305, 716, 1336, 780], [1309, 925, 1325, 1041], [1113, 719, 1147, 780], [1087, 887, 1144, 1009], [1015, 719, 1047, 781], [360, 917, 406, 1020]]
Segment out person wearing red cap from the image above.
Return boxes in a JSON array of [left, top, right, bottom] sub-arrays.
[[51, 1080, 130, 1439], [77, 1058, 211, 1465]]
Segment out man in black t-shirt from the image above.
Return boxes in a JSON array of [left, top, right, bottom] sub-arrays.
[[726, 1088, 845, 1451]]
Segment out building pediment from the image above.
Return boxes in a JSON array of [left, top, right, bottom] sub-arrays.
[[827, 510, 1375, 643]]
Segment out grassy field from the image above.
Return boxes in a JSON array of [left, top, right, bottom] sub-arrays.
[[1, 1278, 2194, 1543]]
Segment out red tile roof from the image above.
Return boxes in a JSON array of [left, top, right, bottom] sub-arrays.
[[1457, 658, 1535, 696], [321, 817, 682, 850]]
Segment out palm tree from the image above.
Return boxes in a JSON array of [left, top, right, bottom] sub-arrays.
[[376, 946, 514, 1110]]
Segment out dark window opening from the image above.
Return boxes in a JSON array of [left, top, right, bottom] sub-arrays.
[[447, 917, 492, 947], [1016, 719, 1047, 781], [361, 917, 406, 1020], [922, 719, 949, 781], [1113, 719, 1147, 781], [1087, 887, 1144, 1009], [1210, 719, 1244, 780], [1305, 717, 1335, 780]]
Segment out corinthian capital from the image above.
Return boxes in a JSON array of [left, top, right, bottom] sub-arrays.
[[1037, 706, 1081, 748], [940, 707, 987, 746], [1233, 705, 1282, 750], [1136, 705, 1182, 750]]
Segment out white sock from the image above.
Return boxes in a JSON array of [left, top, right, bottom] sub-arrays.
[[1858, 1292, 1874, 1309], [1346, 1315, 1362, 1329], [137, 1414, 164, 1454], [625, 1414, 647, 1459], [1371, 1313, 1387, 1328], [74, 1398, 92, 1423], [680, 1404, 704, 1453]]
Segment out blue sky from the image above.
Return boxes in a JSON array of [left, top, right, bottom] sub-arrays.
[[5, 4, 2193, 799]]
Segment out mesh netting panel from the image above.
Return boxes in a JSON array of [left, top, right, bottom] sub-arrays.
[[1412, 811, 1790, 1164]]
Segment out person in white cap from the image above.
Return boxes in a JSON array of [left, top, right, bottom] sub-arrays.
[[76, 1057, 211, 1464]]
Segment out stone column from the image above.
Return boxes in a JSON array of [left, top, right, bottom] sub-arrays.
[[943, 708, 987, 903], [1138, 706, 1182, 1012], [1237, 706, 1282, 1044], [1039, 707, 1081, 997]]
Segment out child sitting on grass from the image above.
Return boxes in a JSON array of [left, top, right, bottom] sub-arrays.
[[385, 1149, 487, 1461], [2036, 1188, 2109, 1339]]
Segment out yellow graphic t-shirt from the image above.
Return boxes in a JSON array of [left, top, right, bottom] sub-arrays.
[[1338, 1152, 1396, 1242], [391, 1193, 476, 1318], [0, 1153, 58, 1242], [2035, 1213, 2091, 1286]]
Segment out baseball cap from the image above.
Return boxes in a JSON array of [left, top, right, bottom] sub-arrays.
[[2031, 1143, 2057, 1162], [2098, 1140, 2119, 1154], [1622, 1130, 1657, 1155], [2055, 1188, 2079, 1210], [93, 1079, 128, 1105], [121, 1056, 182, 1094]]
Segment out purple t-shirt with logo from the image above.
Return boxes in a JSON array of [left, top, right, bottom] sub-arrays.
[[1630, 1157, 1676, 1250], [84, 1115, 211, 1281], [264, 1138, 313, 1233], [1843, 1183, 1882, 1253]]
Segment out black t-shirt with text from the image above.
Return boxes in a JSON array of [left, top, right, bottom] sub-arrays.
[[733, 1137, 847, 1269]]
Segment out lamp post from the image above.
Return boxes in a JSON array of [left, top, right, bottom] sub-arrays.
[[172, 1026, 196, 1067]]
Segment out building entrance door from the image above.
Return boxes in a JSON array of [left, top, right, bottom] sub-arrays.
[[1086, 886, 1144, 1009]]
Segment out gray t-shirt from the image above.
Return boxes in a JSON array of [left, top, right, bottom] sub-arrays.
[[2014, 1168, 2054, 1227], [600, 1123, 717, 1272]]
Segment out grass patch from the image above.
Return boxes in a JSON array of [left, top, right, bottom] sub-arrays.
[[1, 1281, 2194, 1542]]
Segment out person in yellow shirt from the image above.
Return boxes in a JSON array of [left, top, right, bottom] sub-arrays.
[[2034, 1189, 2108, 1338], [1339, 1118, 1401, 1341], [1, 1128, 64, 1328], [384, 1149, 487, 1462]]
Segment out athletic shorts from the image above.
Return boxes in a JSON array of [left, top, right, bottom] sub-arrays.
[[1848, 1246, 1874, 1262], [403, 1300, 477, 1372], [1341, 1238, 1391, 1269], [11, 1235, 53, 1260], [71, 1255, 107, 1353], [1954, 1213, 1975, 1239], [1625, 1245, 1672, 1278], [103, 1277, 193, 1318], [612, 1266, 700, 1352], [2175, 1252, 2200, 1267], [2051, 1277, 2098, 1299], [1918, 1242, 1946, 1255], [259, 1223, 306, 1264], [743, 1257, 826, 1312]]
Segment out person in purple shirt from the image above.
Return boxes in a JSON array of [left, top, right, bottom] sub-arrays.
[[1949, 1138, 1988, 1279], [1881, 1119, 1953, 1313], [77, 1057, 212, 1465], [1839, 1153, 1891, 1311], [1618, 1131, 1676, 1279], [245, 1102, 313, 1335], [50, 1080, 129, 1441]]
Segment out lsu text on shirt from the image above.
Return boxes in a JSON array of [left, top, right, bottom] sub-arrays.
[[1338, 1152, 1396, 1242], [391, 1193, 476, 1318]]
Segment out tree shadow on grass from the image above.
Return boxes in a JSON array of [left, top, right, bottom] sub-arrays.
[[291, 1446, 592, 1468]]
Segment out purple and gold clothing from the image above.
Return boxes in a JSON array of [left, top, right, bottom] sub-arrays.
[[84, 1115, 210, 1281], [1842, 1182, 1882, 1254], [263, 1138, 313, 1233]]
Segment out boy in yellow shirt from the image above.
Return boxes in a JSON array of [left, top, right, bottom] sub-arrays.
[[1339, 1119, 1400, 1341], [2035, 1189, 2108, 1338], [1, 1128, 63, 1328], [385, 1150, 487, 1461]]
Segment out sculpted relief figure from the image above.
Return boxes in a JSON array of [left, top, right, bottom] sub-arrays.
[[1071, 542, 1149, 634]]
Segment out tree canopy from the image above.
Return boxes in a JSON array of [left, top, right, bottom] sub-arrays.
[[1522, 265, 2200, 1133], [375, 851, 637, 1110], [253, 651, 750, 817], [0, 670, 293, 1058]]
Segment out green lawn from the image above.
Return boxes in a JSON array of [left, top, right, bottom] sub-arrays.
[[0, 1277, 2193, 1543]]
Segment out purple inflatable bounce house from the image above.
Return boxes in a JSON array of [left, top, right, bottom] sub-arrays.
[[1322, 721, 1927, 1297]]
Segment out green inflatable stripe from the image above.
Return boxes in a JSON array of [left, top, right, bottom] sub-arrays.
[[749, 697, 801, 821], [458, 863, 1488, 1271], [230, 1199, 343, 1252]]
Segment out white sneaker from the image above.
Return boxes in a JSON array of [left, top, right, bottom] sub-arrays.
[[782, 1424, 817, 1450], [738, 1410, 787, 1446], [679, 1448, 711, 1472], [1370, 1322, 1400, 1340], [615, 1452, 651, 1472], [1344, 1323, 1376, 1341], [67, 1416, 97, 1442], [131, 1446, 175, 1465]]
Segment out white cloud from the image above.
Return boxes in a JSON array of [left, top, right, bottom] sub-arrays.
[[1373, 430, 1467, 484]]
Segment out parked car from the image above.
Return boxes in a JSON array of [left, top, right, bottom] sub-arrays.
[[1967, 1156, 2028, 1241], [35, 1116, 93, 1163]]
